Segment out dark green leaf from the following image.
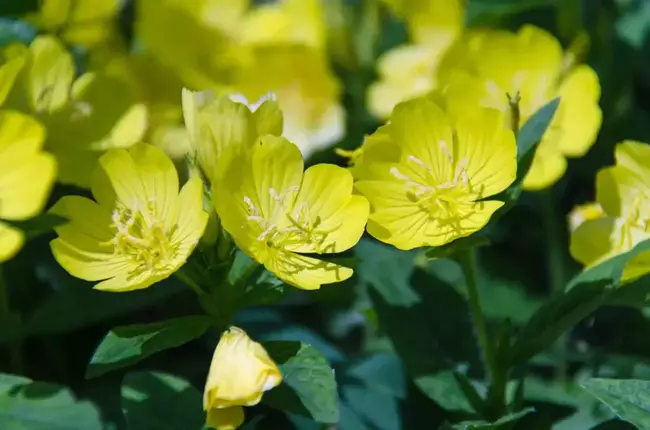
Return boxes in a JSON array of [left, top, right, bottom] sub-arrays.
[[414, 370, 479, 413], [582, 378, 650, 430], [0, 380, 102, 430], [0, 18, 37, 47], [364, 246, 480, 376], [263, 341, 339, 424], [343, 353, 406, 399], [86, 316, 211, 378], [342, 385, 401, 430], [451, 407, 535, 429], [121, 371, 205, 430], [28, 262, 184, 335]]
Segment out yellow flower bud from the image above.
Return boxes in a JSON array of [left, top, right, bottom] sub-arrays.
[[203, 327, 282, 429]]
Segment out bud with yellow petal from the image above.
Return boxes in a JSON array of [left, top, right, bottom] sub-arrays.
[[203, 327, 282, 430]]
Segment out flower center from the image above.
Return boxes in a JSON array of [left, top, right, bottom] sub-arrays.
[[618, 193, 650, 249], [390, 140, 478, 224], [108, 200, 177, 274], [243, 187, 337, 253]]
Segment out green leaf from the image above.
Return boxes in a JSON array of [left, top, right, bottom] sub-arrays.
[[263, 341, 339, 424], [450, 407, 535, 429], [363, 245, 481, 377], [0, 380, 103, 430], [0, 374, 30, 393], [86, 316, 211, 378], [504, 97, 560, 201], [341, 385, 401, 430], [121, 371, 206, 430], [413, 370, 479, 414], [510, 239, 650, 365], [582, 378, 650, 430], [343, 353, 405, 399], [28, 262, 185, 335]]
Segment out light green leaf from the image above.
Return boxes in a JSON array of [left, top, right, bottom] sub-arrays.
[[86, 316, 211, 378], [0, 374, 30, 393], [263, 341, 339, 424], [0, 380, 102, 430], [122, 371, 206, 430], [582, 378, 650, 430]]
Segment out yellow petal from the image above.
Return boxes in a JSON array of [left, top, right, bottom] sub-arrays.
[[389, 96, 454, 172], [27, 35, 74, 113], [91, 147, 147, 210], [569, 217, 617, 268], [172, 177, 209, 254], [206, 406, 244, 430], [289, 164, 369, 253], [128, 143, 179, 222], [0, 56, 25, 107], [0, 110, 45, 159], [204, 327, 282, 409], [253, 99, 283, 136], [93, 270, 167, 292], [0, 221, 24, 262], [522, 146, 568, 191], [266, 249, 353, 290], [554, 65, 602, 157], [453, 108, 517, 198]]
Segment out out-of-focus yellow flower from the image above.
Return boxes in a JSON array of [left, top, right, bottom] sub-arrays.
[[379, 0, 463, 45], [216, 135, 368, 290], [50, 143, 208, 292], [0, 111, 56, 262], [441, 25, 602, 191], [182, 89, 283, 186], [5, 35, 147, 187], [204, 326, 282, 430], [568, 202, 604, 232], [355, 95, 516, 250], [26, 0, 121, 48], [233, 46, 344, 158], [136, 0, 250, 90], [367, 0, 464, 119], [239, 0, 325, 50], [570, 141, 650, 282]]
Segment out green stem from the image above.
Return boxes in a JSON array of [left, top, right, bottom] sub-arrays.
[[543, 189, 569, 382], [0, 265, 22, 374], [174, 268, 205, 297], [459, 249, 499, 393]]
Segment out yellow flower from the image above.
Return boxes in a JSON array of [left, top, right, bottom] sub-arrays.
[[232, 45, 344, 158], [239, 0, 325, 50], [570, 141, 650, 281], [6, 35, 147, 187], [568, 202, 604, 232], [50, 143, 208, 292], [0, 111, 56, 262], [354, 95, 516, 250], [182, 89, 283, 185], [379, 0, 464, 45], [441, 25, 602, 190], [204, 326, 282, 430], [25, 0, 121, 48], [215, 135, 369, 290], [136, 0, 250, 89], [368, 0, 464, 118]]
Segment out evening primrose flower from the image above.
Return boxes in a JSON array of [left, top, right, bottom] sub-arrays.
[[368, 0, 464, 118], [0, 111, 56, 262], [182, 88, 283, 185], [7, 35, 147, 187], [232, 45, 344, 158], [354, 95, 516, 250], [215, 135, 369, 290], [50, 143, 208, 292], [240, 0, 325, 50], [570, 141, 650, 282], [204, 327, 282, 430], [441, 25, 602, 190]]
